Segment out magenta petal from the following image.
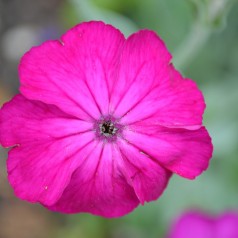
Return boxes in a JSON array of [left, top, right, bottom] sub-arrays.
[[110, 30, 205, 128], [0, 95, 95, 205], [116, 139, 172, 204], [48, 143, 139, 218], [169, 211, 238, 238], [0, 21, 213, 217], [169, 211, 214, 238], [124, 124, 213, 179], [19, 21, 125, 120], [110, 30, 171, 118], [215, 212, 238, 237], [0, 95, 93, 147]]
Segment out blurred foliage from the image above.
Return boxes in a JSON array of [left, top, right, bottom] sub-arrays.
[[1, 0, 238, 237]]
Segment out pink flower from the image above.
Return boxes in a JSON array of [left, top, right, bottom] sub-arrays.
[[0, 21, 213, 217], [167, 211, 238, 238]]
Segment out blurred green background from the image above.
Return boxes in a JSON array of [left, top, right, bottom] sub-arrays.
[[0, 0, 238, 237]]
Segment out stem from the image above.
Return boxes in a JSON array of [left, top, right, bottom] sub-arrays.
[[173, 0, 234, 71], [172, 20, 210, 71]]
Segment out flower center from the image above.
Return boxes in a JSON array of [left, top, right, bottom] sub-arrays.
[[100, 121, 117, 137], [94, 116, 122, 142]]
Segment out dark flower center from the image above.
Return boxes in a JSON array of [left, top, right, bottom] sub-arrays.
[[100, 121, 117, 137], [94, 117, 122, 142]]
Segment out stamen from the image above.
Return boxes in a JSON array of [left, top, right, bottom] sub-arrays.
[[100, 121, 117, 137]]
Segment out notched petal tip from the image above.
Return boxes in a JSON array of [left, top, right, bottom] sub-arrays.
[[60, 20, 126, 45], [125, 28, 172, 62], [19, 20, 126, 120]]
